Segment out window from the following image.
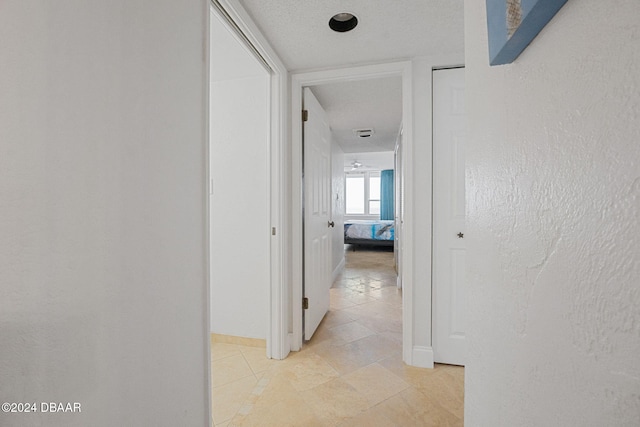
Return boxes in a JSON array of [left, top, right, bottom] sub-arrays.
[[346, 171, 381, 216], [345, 174, 365, 214]]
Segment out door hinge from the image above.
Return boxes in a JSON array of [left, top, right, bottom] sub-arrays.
[[272, 227, 276, 236], [302, 109, 308, 122], [302, 297, 309, 309]]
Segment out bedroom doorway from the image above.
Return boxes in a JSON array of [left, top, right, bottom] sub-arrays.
[[292, 62, 413, 364]]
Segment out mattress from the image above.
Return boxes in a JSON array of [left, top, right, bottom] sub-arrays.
[[344, 220, 394, 241]]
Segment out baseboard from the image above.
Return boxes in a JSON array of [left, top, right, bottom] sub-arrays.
[[411, 345, 434, 368], [288, 333, 298, 352], [332, 257, 345, 283], [210, 333, 266, 348]]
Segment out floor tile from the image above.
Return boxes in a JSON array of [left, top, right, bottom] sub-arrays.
[[375, 387, 463, 426], [240, 347, 278, 375], [281, 352, 340, 392], [318, 309, 356, 329], [329, 293, 357, 309], [212, 246, 464, 426], [342, 363, 410, 406], [328, 321, 376, 343], [312, 338, 381, 375], [300, 378, 370, 425], [211, 375, 257, 425], [232, 374, 326, 426], [212, 353, 254, 388], [336, 406, 396, 427], [211, 342, 242, 361]]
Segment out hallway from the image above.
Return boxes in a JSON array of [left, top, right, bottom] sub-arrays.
[[211, 247, 464, 426]]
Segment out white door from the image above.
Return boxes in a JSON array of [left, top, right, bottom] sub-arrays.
[[394, 132, 403, 288], [303, 87, 332, 340], [432, 67, 466, 366]]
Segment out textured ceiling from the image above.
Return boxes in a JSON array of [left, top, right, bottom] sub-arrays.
[[236, 0, 464, 155], [309, 77, 402, 153], [238, 0, 464, 72]]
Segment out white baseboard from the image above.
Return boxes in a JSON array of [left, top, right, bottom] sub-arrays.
[[274, 333, 292, 358], [289, 332, 300, 352], [411, 346, 434, 368], [332, 257, 345, 283]]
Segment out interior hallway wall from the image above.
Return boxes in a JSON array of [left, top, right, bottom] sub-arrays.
[[210, 75, 269, 339], [209, 8, 270, 340], [464, 1, 640, 425], [0, 1, 209, 426]]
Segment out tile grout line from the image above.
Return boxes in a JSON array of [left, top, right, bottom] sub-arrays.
[[211, 349, 261, 425], [219, 249, 463, 425], [227, 352, 280, 426]]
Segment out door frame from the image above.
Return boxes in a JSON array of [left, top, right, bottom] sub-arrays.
[[290, 61, 415, 361], [209, 0, 289, 360]]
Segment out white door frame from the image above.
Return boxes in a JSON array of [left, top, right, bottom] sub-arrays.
[[209, 0, 289, 360], [290, 62, 415, 362]]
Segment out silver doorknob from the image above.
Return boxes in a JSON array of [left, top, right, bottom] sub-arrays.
[[328, 221, 335, 228]]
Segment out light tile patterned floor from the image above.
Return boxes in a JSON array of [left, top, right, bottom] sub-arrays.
[[211, 246, 464, 426]]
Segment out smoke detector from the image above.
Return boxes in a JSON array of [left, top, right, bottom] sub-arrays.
[[353, 128, 375, 138]]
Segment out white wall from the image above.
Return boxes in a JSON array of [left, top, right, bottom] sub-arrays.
[[210, 76, 269, 338], [464, 1, 640, 425], [411, 58, 435, 359], [0, 1, 209, 426], [331, 138, 345, 279], [343, 151, 394, 172], [209, 18, 270, 338]]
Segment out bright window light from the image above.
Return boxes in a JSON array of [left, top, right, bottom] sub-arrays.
[[346, 171, 381, 216], [346, 175, 365, 214]]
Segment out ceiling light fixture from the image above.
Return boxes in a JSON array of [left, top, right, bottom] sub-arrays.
[[329, 13, 358, 33]]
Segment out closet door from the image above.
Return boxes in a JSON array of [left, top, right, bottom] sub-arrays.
[[432, 67, 466, 366]]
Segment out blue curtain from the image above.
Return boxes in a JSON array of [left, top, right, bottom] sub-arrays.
[[380, 169, 394, 220]]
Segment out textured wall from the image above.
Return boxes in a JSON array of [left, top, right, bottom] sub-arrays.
[[0, 1, 209, 426], [464, 0, 640, 425]]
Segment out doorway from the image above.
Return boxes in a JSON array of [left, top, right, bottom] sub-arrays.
[[291, 62, 415, 363], [208, 0, 288, 361], [209, 4, 271, 347]]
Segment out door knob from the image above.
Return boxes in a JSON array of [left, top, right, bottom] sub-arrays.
[[328, 221, 335, 228], [457, 232, 464, 238]]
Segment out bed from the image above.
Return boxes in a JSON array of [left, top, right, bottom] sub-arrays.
[[344, 220, 394, 248]]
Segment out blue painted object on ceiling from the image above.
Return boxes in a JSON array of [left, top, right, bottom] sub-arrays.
[[487, 0, 568, 66]]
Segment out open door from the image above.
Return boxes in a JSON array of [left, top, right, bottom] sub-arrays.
[[432, 67, 467, 365], [303, 87, 332, 340], [394, 130, 403, 288]]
